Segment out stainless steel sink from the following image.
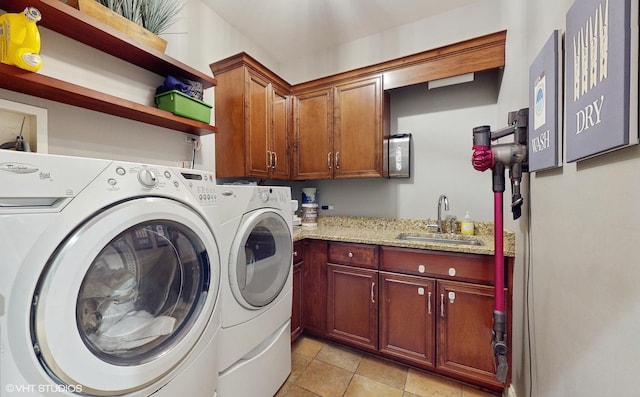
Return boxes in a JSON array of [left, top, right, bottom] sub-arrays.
[[395, 233, 484, 246]]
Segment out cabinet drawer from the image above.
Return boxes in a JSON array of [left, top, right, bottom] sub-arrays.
[[381, 246, 495, 285], [328, 242, 378, 269], [293, 240, 304, 265]]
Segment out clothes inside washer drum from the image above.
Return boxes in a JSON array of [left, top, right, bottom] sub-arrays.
[[88, 311, 176, 352]]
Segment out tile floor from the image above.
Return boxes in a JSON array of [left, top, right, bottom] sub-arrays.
[[275, 335, 500, 397]]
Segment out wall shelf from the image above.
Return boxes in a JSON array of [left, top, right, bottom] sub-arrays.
[[0, 0, 217, 135], [0, 64, 217, 135]]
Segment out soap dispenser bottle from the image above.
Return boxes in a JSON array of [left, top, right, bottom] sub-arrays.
[[461, 211, 474, 235]]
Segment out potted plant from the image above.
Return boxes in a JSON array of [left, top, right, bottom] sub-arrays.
[[66, 0, 182, 52], [98, 0, 182, 35]]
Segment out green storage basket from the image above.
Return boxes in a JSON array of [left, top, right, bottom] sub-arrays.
[[155, 90, 212, 124]]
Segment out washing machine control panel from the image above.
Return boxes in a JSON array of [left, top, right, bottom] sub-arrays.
[[137, 168, 159, 188], [175, 170, 217, 206], [105, 164, 216, 206]]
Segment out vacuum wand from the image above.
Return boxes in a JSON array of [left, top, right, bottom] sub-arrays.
[[471, 108, 529, 384]]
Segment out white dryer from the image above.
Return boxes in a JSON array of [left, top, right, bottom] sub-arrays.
[[216, 185, 293, 397], [0, 151, 221, 396]]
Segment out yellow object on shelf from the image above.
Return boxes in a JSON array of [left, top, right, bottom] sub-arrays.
[[0, 7, 43, 72]]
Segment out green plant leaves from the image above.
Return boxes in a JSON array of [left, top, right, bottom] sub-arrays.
[[97, 0, 181, 34]]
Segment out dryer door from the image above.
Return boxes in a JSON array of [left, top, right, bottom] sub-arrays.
[[31, 197, 220, 395], [229, 209, 292, 308]]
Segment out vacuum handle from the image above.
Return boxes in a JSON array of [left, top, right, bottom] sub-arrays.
[[472, 125, 491, 147]]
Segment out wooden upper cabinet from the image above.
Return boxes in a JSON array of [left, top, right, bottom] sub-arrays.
[[382, 31, 506, 90], [247, 77, 291, 179], [292, 88, 334, 180], [213, 66, 246, 177], [211, 31, 506, 179], [271, 85, 292, 179], [210, 53, 291, 179], [246, 72, 271, 177], [292, 76, 384, 180], [333, 76, 383, 178]]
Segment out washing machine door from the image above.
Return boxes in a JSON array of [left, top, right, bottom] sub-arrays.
[[229, 209, 292, 308], [32, 197, 220, 395]]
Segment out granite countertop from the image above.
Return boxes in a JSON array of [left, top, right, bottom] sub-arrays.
[[292, 216, 515, 257]]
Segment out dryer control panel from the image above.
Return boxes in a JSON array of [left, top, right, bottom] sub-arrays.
[[254, 187, 290, 207]]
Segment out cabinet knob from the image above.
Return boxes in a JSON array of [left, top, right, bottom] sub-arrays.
[[335, 151, 340, 169], [440, 293, 445, 317], [293, 251, 298, 257], [348, 252, 354, 258], [418, 264, 426, 273], [327, 152, 332, 169], [428, 291, 432, 315]]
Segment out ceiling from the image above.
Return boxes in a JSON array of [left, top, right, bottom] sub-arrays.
[[201, 0, 478, 64]]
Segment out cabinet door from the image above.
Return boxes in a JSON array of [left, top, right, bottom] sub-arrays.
[[293, 88, 333, 180], [379, 272, 435, 369], [327, 264, 378, 353], [271, 85, 291, 179], [246, 71, 271, 178], [333, 76, 383, 178], [292, 241, 304, 341], [437, 280, 502, 388], [214, 67, 246, 178], [292, 261, 304, 341], [302, 240, 328, 337]]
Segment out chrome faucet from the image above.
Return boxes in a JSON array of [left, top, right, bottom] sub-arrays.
[[436, 194, 449, 233]]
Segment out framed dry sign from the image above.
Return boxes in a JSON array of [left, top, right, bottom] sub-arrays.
[[529, 30, 563, 172], [565, 0, 639, 162]]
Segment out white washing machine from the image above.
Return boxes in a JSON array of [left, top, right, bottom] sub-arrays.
[[0, 151, 222, 396], [216, 185, 293, 397]]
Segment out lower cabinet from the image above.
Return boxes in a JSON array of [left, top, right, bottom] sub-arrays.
[[327, 264, 378, 353], [379, 272, 435, 368], [300, 240, 512, 392], [301, 239, 328, 337], [380, 246, 510, 390], [437, 280, 499, 386], [326, 242, 379, 352], [378, 272, 501, 390], [291, 240, 304, 341]]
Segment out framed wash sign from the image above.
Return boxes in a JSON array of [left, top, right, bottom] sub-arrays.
[[529, 30, 563, 172], [565, 0, 639, 162]]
